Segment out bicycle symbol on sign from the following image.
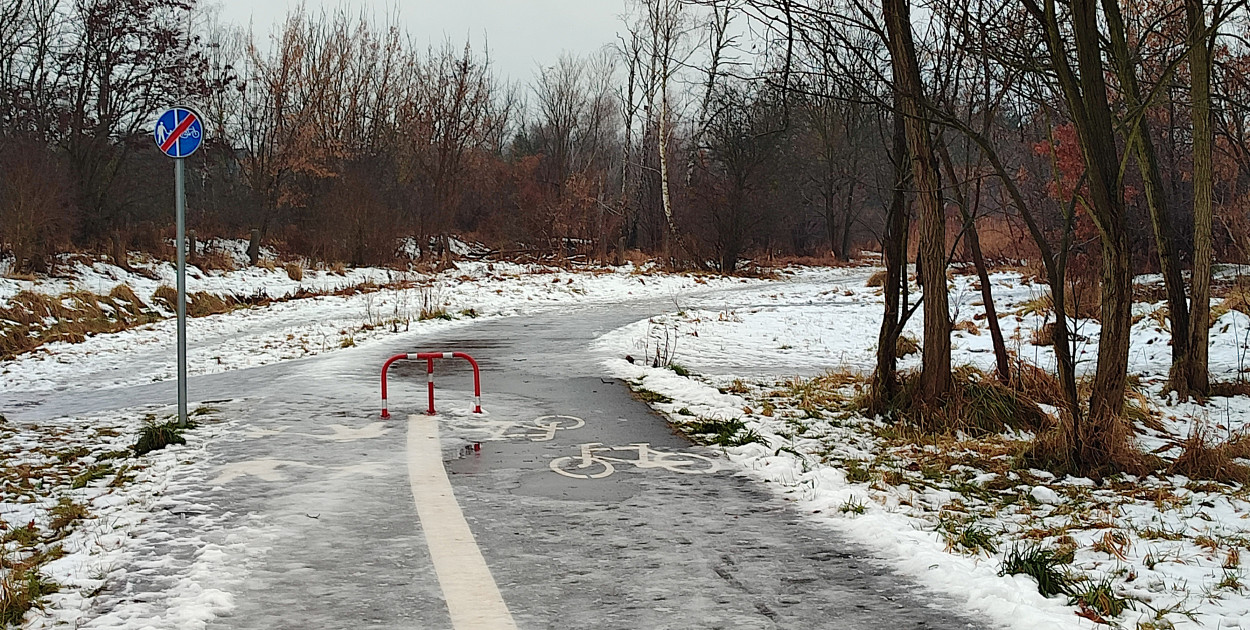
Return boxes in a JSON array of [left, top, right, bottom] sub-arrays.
[[550, 443, 720, 479]]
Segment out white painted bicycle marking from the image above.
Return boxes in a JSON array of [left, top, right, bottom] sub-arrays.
[[460, 414, 585, 442], [550, 443, 721, 479], [407, 415, 518, 630], [523, 415, 585, 441]]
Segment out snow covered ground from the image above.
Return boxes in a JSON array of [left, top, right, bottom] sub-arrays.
[[10, 256, 1250, 629], [596, 268, 1250, 630], [1, 255, 754, 393]]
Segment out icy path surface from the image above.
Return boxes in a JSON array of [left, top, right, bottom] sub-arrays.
[[7, 267, 987, 629]]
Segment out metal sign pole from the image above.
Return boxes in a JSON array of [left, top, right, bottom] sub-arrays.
[[154, 105, 202, 428], [175, 157, 188, 428]]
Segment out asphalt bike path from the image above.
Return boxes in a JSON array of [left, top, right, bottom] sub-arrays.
[[3, 289, 986, 629]]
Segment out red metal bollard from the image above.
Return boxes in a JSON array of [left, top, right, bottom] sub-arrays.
[[380, 352, 483, 418]]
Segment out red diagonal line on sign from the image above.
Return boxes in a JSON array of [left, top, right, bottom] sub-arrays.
[[160, 111, 197, 153]]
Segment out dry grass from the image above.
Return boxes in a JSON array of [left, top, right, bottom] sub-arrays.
[[0, 550, 58, 626], [284, 262, 304, 282], [1009, 359, 1065, 408], [1026, 407, 1156, 479], [1210, 381, 1250, 398], [1167, 424, 1250, 485], [777, 369, 865, 414], [1030, 322, 1055, 347], [196, 250, 236, 272], [871, 366, 1052, 437], [187, 292, 233, 318], [896, 334, 919, 357], [151, 285, 178, 311], [0, 288, 161, 359], [1212, 282, 1250, 325], [1016, 285, 1100, 320], [953, 320, 981, 335], [866, 270, 888, 287], [0, 283, 244, 359]]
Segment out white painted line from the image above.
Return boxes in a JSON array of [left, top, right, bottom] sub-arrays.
[[407, 414, 518, 630]]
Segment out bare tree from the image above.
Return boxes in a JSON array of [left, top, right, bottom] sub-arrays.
[[884, 0, 951, 402]]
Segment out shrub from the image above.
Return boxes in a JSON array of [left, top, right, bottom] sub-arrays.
[[679, 417, 763, 446], [1069, 576, 1134, 619], [999, 544, 1075, 598], [133, 417, 191, 456]]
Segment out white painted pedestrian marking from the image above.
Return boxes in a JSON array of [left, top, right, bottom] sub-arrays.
[[210, 458, 319, 484], [329, 461, 390, 479], [407, 414, 518, 630], [550, 443, 721, 479], [300, 422, 389, 442]]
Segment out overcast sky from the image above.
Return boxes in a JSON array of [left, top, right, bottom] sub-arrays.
[[212, 0, 628, 82]]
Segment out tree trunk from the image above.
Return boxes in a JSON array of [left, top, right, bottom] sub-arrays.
[[1101, 0, 1193, 396], [873, 111, 910, 406], [1026, 0, 1136, 474], [658, 85, 681, 267], [884, 0, 950, 403], [1187, 0, 1214, 395], [1086, 229, 1133, 466], [937, 142, 1009, 382], [247, 228, 262, 267], [840, 182, 856, 260]]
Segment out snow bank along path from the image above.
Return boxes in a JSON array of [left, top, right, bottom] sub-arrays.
[[595, 267, 1250, 630]]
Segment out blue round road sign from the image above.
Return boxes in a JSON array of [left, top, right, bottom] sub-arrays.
[[154, 107, 203, 159]]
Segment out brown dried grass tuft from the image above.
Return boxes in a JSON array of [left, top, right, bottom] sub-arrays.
[[871, 366, 1053, 437], [1026, 408, 1156, 479], [1168, 424, 1250, 485], [866, 270, 888, 287], [196, 250, 236, 272], [107, 285, 147, 318], [1030, 322, 1055, 347], [1009, 359, 1065, 408], [1016, 285, 1100, 320], [187, 292, 234, 318], [284, 262, 304, 282], [780, 369, 865, 413], [896, 334, 919, 357], [0, 287, 162, 359], [953, 320, 981, 335], [1210, 380, 1250, 398], [1212, 281, 1250, 324]]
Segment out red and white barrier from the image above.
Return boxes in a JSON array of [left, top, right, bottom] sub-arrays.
[[381, 352, 483, 418]]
